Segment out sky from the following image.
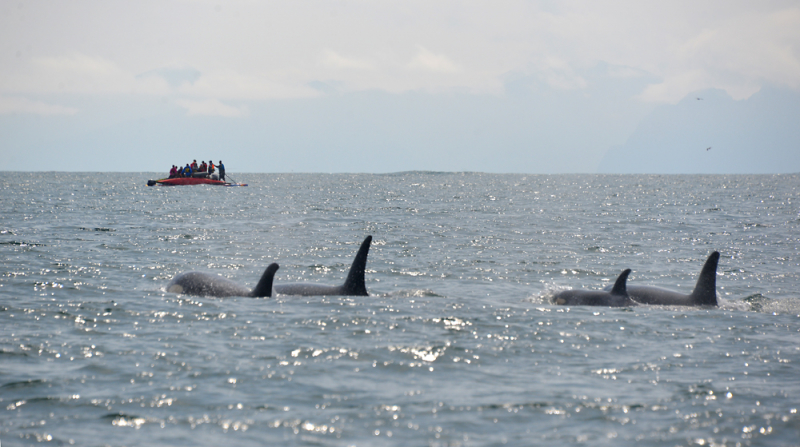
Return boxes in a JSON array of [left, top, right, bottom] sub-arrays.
[[1, 0, 799, 173]]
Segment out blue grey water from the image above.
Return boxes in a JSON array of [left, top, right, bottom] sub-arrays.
[[1, 172, 799, 446]]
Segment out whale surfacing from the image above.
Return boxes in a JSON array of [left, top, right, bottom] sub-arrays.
[[273, 236, 372, 296], [165, 235, 373, 298], [167, 263, 279, 298], [605, 251, 720, 306], [552, 269, 634, 307]]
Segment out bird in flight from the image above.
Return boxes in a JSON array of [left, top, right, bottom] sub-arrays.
[[697, 97, 703, 100], [706, 146, 712, 151]]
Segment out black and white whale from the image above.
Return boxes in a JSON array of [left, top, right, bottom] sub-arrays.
[[167, 263, 279, 297], [603, 251, 720, 306], [166, 236, 372, 298], [273, 235, 372, 296], [551, 269, 634, 307]]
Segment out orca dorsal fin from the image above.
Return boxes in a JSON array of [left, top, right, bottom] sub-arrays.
[[251, 263, 279, 297], [341, 236, 372, 296], [690, 251, 719, 306], [610, 269, 631, 295]]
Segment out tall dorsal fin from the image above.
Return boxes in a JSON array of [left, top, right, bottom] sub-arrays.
[[610, 269, 631, 295], [251, 263, 279, 297], [341, 236, 372, 296], [690, 251, 719, 306]]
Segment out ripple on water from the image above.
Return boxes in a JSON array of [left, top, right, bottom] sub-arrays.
[[1, 173, 799, 445]]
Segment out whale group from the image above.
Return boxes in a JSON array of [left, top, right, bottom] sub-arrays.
[[167, 236, 372, 298], [551, 251, 720, 307], [166, 235, 721, 308]]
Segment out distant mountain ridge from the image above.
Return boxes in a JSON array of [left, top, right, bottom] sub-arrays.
[[597, 85, 800, 174]]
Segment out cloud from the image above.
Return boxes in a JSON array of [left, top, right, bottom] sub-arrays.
[[532, 55, 587, 90], [136, 66, 202, 88], [320, 50, 376, 71], [637, 69, 715, 103], [408, 47, 461, 73], [0, 96, 78, 115], [35, 53, 121, 77], [621, 4, 800, 102], [31, 53, 140, 94], [605, 65, 648, 79], [0, 1, 797, 105], [178, 70, 319, 100], [175, 98, 248, 117], [0, 53, 171, 96]]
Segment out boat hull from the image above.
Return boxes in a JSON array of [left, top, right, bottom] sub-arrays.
[[148, 177, 229, 186]]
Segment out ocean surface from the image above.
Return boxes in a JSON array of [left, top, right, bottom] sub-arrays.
[[1, 172, 799, 447]]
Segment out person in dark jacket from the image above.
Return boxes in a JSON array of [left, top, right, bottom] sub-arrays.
[[218, 161, 225, 181]]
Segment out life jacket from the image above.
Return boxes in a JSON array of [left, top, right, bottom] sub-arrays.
[[209, 162, 215, 173]]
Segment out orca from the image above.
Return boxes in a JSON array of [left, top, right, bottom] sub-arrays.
[[551, 269, 634, 307], [167, 263, 279, 298], [603, 251, 720, 306], [273, 235, 372, 296]]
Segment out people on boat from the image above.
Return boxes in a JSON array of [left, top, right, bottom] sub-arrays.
[[160, 160, 230, 181]]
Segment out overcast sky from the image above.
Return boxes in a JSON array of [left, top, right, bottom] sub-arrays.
[[1, 0, 799, 173]]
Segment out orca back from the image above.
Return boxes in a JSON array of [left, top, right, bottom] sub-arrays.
[[552, 269, 634, 307], [167, 272, 251, 297]]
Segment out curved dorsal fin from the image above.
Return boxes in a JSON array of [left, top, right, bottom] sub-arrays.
[[610, 269, 631, 295], [251, 263, 279, 297], [690, 251, 719, 306], [341, 236, 372, 296]]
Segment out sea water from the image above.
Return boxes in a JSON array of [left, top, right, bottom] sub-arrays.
[[1, 172, 798, 446]]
